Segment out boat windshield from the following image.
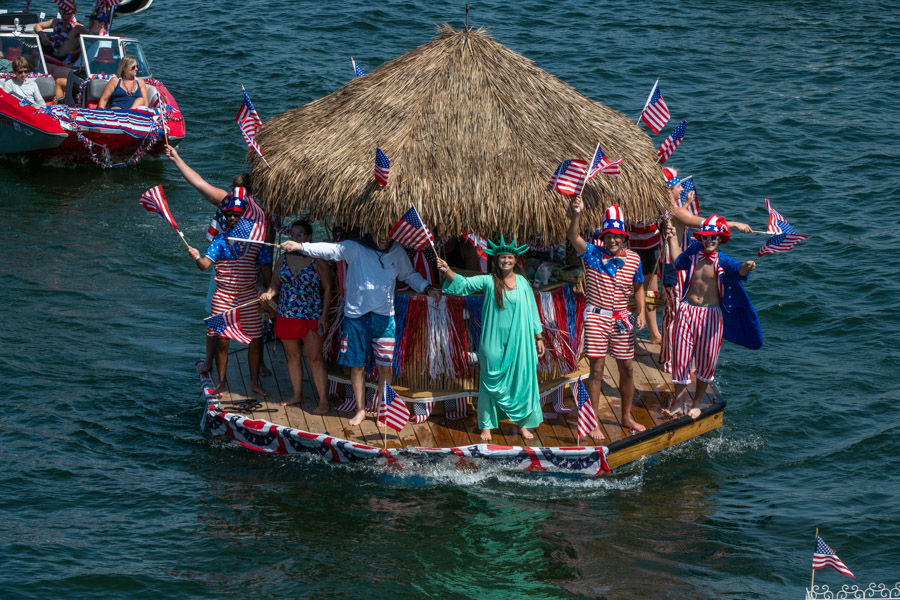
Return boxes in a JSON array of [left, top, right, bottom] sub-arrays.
[[81, 35, 123, 76], [121, 39, 151, 78], [0, 34, 46, 74]]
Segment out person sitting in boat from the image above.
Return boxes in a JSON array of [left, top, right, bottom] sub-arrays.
[[1, 57, 46, 107], [278, 232, 441, 427], [567, 199, 647, 437], [664, 215, 757, 420], [96, 56, 149, 110], [52, 12, 110, 105], [186, 194, 274, 398], [435, 238, 545, 442], [259, 220, 333, 414], [34, 6, 89, 75]]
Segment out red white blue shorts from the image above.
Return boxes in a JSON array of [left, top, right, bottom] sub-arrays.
[[339, 312, 396, 368], [673, 302, 723, 385], [583, 311, 634, 360]]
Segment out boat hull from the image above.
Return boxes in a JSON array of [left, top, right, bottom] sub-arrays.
[[0, 92, 68, 153]]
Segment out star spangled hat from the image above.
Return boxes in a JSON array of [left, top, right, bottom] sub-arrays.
[[694, 214, 730, 244], [225, 187, 248, 213], [663, 166, 680, 188], [599, 205, 629, 238], [483, 234, 529, 256]]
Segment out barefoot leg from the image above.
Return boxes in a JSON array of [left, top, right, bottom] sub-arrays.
[[280, 338, 303, 406], [248, 338, 270, 397], [663, 382, 688, 419], [211, 335, 229, 394], [688, 381, 709, 419], [347, 367, 367, 426], [519, 426, 534, 440], [617, 358, 646, 432], [305, 332, 331, 415], [480, 428, 492, 442]]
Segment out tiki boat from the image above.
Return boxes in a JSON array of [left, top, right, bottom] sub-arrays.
[[0, 28, 183, 165], [198, 26, 726, 475]]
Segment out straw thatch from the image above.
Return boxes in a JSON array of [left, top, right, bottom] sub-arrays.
[[250, 25, 669, 242]]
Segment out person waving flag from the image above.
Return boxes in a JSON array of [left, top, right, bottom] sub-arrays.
[[549, 159, 588, 195], [758, 198, 808, 256], [373, 147, 390, 185], [657, 119, 686, 164], [236, 85, 264, 159], [640, 80, 670, 134], [389, 206, 434, 251], [378, 382, 410, 432]]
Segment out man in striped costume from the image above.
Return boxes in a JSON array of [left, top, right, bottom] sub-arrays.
[[664, 215, 756, 419], [568, 199, 647, 436], [188, 196, 273, 396]]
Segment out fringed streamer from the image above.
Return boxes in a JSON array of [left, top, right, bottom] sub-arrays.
[[574, 289, 586, 357], [446, 297, 470, 377], [563, 284, 578, 355], [537, 291, 569, 376], [426, 297, 456, 382], [464, 295, 484, 354], [552, 288, 577, 371], [323, 294, 345, 361], [399, 296, 427, 376], [392, 293, 409, 377]]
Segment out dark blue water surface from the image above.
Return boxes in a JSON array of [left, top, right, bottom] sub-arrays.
[[3, 1, 899, 598]]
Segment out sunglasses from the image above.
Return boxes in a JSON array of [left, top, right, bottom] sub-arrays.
[[15, 70, 28, 74], [702, 235, 719, 241]]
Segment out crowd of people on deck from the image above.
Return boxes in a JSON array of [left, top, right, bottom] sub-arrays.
[[167, 142, 757, 443]]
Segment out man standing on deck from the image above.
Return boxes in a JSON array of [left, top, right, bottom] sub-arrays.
[[279, 233, 441, 427], [567, 198, 647, 436]]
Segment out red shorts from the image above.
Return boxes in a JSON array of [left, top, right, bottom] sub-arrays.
[[274, 316, 318, 340]]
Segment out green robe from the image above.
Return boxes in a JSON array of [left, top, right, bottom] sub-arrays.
[[443, 273, 543, 430]]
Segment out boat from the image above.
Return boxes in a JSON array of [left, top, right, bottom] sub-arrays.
[[0, 28, 184, 165]]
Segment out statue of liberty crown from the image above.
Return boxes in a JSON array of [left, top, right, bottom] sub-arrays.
[[484, 234, 529, 256]]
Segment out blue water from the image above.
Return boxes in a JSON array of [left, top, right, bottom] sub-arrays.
[[3, 1, 900, 598]]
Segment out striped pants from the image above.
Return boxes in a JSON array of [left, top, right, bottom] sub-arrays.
[[583, 312, 634, 360], [672, 302, 723, 385]]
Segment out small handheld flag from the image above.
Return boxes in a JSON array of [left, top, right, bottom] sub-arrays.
[[351, 57, 366, 77], [758, 198, 807, 256], [378, 382, 410, 432], [236, 86, 265, 161], [573, 379, 600, 441], [678, 175, 701, 216], [389, 206, 435, 252], [640, 80, 671, 134], [549, 159, 588, 196], [373, 147, 390, 185], [657, 119, 686, 164], [813, 535, 855, 578], [204, 307, 254, 344], [139, 185, 178, 230], [587, 143, 626, 178]]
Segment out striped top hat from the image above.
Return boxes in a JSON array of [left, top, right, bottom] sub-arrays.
[[663, 166, 680, 188], [693, 214, 730, 244], [600, 205, 629, 238], [226, 187, 249, 213]]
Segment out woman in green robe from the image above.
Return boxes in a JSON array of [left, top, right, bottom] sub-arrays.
[[435, 237, 545, 442]]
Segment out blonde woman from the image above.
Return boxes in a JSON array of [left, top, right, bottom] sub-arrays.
[[97, 56, 149, 109]]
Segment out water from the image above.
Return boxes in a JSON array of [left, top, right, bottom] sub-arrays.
[[3, 1, 899, 598]]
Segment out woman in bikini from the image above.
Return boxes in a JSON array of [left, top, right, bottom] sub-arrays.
[[97, 56, 149, 109], [260, 221, 334, 413]]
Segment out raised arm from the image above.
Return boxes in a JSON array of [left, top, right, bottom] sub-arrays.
[[671, 191, 752, 233], [567, 195, 588, 256], [163, 145, 229, 207]]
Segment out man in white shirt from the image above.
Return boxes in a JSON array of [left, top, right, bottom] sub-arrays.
[[1, 57, 46, 107], [280, 233, 441, 426]]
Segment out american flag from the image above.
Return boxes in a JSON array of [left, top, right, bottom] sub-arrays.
[[587, 143, 626, 178], [236, 86, 264, 158], [226, 217, 266, 257], [549, 159, 588, 196], [443, 397, 468, 420], [411, 400, 434, 424], [139, 185, 178, 230], [351, 57, 366, 77], [813, 536, 855, 578], [461, 232, 488, 272], [678, 175, 701, 216], [640, 80, 670, 134], [204, 307, 253, 344], [373, 147, 390, 185], [54, 0, 76, 12], [389, 206, 434, 251], [573, 379, 600, 441], [657, 119, 687, 164], [758, 198, 807, 256], [378, 383, 410, 432], [207, 188, 267, 243]]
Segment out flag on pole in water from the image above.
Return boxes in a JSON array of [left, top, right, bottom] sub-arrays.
[[758, 198, 807, 256], [378, 383, 410, 432], [389, 206, 434, 251], [678, 175, 701, 216], [657, 119, 686, 164], [549, 159, 588, 195], [640, 80, 670, 134], [139, 185, 178, 230], [573, 379, 600, 441], [587, 143, 626, 178], [351, 57, 366, 77], [236, 86, 264, 158], [373, 147, 391, 185], [813, 536, 855, 578], [204, 307, 253, 344]]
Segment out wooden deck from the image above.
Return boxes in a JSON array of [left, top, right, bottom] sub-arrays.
[[213, 338, 724, 470]]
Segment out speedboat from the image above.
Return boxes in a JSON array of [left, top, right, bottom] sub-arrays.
[[0, 28, 184, 166]]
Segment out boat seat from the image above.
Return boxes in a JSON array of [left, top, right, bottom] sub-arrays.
[[35, 77, 55, 101], [84, 79, 158, 109]]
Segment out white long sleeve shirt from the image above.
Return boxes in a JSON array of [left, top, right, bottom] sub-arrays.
[[1, 78, 46, 107], [301, 240, 429, 318]]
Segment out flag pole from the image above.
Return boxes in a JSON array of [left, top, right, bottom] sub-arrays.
[[810, 528, 818, 592], [636, 77, 659, 125], [175, 229, 191, 250], [381, 382, 388, 449], [240, 82, 271, 168], [226, 236, 280, 247], [201, 298, 260, 322]]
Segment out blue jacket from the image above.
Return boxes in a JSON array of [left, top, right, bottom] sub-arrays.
[[675, 242, 763, 350]]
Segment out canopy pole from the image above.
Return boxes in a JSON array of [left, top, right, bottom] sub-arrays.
[[465, 4, 469, 30]]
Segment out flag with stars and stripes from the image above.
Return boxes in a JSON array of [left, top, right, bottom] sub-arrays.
[[373, 147, 391, 185], [378, 383, 410, 432], [389, 206, 434, 251], [573, 379, 600, 441], [587, 143, 626, 178], [813, 536, 855, 578], [54, 0, 76, 12], [549, 159, 588, 196], [206, 188, 267, 243], [657, 119, 686, 164], [678, 175, 701, 216], [236, 86, 264, 158], [411, 400, 434, 424], [139, 185, 178, 230], [351, 57, 366, 77], [443, 397, 468, 420], [758, 198, 808, 256], [204, 307, 253, 344], [640, 80, 670, 134]]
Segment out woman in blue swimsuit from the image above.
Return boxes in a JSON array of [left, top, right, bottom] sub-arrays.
[[97, 56, 149, 109]]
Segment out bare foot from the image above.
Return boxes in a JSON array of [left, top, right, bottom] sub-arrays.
[[480, 428, 492, 442], [197, 360, 212, 374], [312, 399, 330, 415], [251, 383, 270, 397], [348, 409, 366, 426], [519, 427, 534, 440], [588, 427, 606, 442], [280, 395, 302, 407], [212, 380, 227, 395], [623, 417, 647, 433], [685, 399, 701, 420], [649, 334, 662, 344], [661, 404, 683, 420]]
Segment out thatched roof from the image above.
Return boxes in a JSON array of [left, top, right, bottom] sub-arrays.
[[250, 25, 669, 242]]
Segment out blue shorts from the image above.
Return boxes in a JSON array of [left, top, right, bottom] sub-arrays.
[[338, 312, 396, 368]]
